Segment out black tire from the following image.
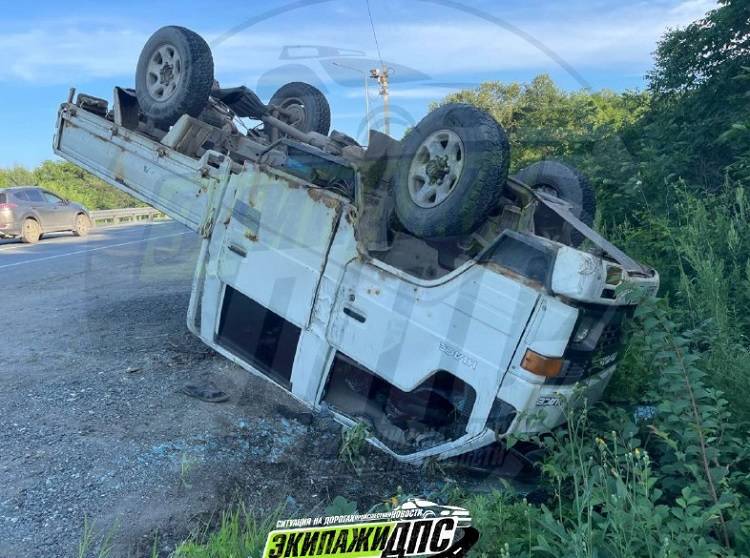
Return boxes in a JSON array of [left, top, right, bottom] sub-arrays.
[[268, 82, 331, 135], [72, 214, 91, 237], [21, 218, 41, 244], [394, 103, 510, 238], [135, 26, 214, 129], [513, 160, 596, 245]]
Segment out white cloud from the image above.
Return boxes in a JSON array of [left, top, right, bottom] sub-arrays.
[[0, 25, 148, 82], [0, 0, 718, 85], [352, 0, 719, 78], [668, 0, 717, 20]]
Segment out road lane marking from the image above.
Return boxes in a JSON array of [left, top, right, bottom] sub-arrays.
[[0, 239, 86, 253], [0, 234, 113, 253], [0, 230, 193, 270], [0, 222, 174, 253]]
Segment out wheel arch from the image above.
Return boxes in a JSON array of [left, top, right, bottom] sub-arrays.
[[21, 213, 41, 225]]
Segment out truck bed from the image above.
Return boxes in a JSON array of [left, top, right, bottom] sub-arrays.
[[54, 97, 226, 235]]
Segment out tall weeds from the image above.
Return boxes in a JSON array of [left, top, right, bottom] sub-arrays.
[[465, 290, 750, 556], [612, 180, 750, 420]]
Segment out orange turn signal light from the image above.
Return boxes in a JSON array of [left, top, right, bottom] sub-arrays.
[[521, 349, 563, 378]]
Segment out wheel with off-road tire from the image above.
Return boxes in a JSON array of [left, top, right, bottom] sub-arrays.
[[135, 26, 214, 129], [268, 82, 331, 135], [513, 160, 596, 246], [73, 214, 91, 237], [394, 103, 510, 238], [21, 218, 41, 244]]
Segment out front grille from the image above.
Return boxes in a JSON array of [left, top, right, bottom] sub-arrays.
[[599, 322, 622, 351], [546, 306, 627, 386]]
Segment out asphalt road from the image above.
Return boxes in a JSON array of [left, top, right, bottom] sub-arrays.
[[0, 222, 423, 557], [0, 221, 195, 281]]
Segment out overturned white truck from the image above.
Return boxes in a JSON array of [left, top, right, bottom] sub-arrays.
[[53, 27, 658, 466]]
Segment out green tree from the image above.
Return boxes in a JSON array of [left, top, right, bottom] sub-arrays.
[[436, 75, 650, 224], [643, 0, 750, 191], [0, 165, 35, 187], [0, 160, 141, 210]]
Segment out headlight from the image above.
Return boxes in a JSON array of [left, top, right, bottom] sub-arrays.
[[573, 317, 595, 343]]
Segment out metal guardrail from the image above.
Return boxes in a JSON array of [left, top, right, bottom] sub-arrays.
[[89, 207, 168, 226]]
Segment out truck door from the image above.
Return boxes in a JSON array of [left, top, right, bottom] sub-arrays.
[[217, 173, 341, 327]]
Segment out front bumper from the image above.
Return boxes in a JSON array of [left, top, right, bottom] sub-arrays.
[[498, 364, 616, 436]]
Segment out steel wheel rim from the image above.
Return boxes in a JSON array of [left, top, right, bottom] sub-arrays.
[[407, 129, 465, 208], [77, 216, 89, 233], [146, 44, 183, 101], [24, 220, 39, 240]]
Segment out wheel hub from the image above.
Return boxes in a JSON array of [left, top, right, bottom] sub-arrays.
[[426, 155, 450, 184], [277, 98, 305, 127], [146, 44, 183, 101], [407, 129, 465, 209], [535, 183, 559, 197], [160, 64, 175, 87]]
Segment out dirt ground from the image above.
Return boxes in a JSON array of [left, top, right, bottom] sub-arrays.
[[0, 223, 454, 557]]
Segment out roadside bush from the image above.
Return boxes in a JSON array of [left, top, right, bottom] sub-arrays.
[[464, 296, 750, 557], [607, 180, 750, 420]]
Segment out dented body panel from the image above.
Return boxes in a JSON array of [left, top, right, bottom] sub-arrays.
[[53, 96, 659, 464]]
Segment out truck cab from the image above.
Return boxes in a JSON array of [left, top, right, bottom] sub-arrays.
[[53, 82, 658, 464]]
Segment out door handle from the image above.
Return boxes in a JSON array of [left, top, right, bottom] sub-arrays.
[[228, 243, 247, 258], [343, 306, 366, 323]]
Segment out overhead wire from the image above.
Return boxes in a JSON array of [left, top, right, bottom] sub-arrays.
[[365, 0, 385, 69]]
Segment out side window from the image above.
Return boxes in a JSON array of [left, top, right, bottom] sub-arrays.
[[25, 190, 46, 203], [43, 192, 64, 204], [13, 191, 30, 202]]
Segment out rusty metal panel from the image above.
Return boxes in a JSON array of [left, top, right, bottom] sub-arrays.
[[53, 104, 222, 232]]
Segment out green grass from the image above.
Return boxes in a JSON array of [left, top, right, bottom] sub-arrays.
[[174, 505, 278, 558], [338, 421, 370, 473], [77, 517, 160, 558]]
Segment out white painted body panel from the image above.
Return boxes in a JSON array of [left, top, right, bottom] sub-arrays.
[[217, 171, 341, 328], [326, 261, 539, 438]]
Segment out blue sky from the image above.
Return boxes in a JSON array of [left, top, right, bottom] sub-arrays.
[[0, 0, 716, 168]]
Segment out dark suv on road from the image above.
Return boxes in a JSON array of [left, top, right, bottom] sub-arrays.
[[0, 187, 91, 243]]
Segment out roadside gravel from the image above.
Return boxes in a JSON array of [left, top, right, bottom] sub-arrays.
[[0, 224, 428, 557]]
